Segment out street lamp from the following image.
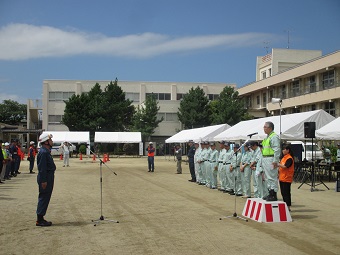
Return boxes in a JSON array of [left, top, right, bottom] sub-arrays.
[[271, 98, 282, 139]]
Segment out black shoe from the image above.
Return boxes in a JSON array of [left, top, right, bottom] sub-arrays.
[[151, 170, 154, 172], [148, 170, 151, 172], [36, 220, 52, 227], [229, 192, 236, 195], [236, 194, 243, 196], [17, 171, 21, 174], [30, 171, 35, 174]]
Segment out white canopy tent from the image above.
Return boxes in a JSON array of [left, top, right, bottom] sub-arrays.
[[315, 117, 340, 140], [94, 132, 142, 143], [165, 124, 231, 143], [95, 132, 143, 155], [214, 110, 335, 141]]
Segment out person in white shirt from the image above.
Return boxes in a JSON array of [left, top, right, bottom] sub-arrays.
[[60, 141, 70, 167]]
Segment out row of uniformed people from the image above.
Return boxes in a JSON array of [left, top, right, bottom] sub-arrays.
[[192, 140, 266, 199]]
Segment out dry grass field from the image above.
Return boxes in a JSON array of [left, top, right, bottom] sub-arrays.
[[0, 156, 339, 255]]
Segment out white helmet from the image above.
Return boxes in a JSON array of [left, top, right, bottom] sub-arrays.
[[149, 142, 153, 145], [4, 142, 10, 146], [39, 133, 53, 143], [30, 141, 35, 145]]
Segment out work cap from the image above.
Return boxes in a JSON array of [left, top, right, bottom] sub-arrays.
[[210, 142, 215, 146], [188, 140, 194, 143], [223, 141, 231, 146], [30, 141, 35, 145], [234, 144, 240, 148], [249, 141, 258, 146], [39, 133, 53, 143]]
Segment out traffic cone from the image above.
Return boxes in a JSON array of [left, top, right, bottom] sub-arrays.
[[103, 154, 107, 162], [107, 153, 110, 161], [79, 153, 82, 160], [60, 154, 63, 160], [92, 154, 96, 162]]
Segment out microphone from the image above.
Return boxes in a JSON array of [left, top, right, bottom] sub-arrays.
[[247, 132, 258, 137]]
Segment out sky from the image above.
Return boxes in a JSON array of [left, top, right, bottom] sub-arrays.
[[0, 0, 339, 103]]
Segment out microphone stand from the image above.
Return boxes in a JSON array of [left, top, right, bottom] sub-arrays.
[[220, 140, 249, 222], [89, 147, 119, 226]]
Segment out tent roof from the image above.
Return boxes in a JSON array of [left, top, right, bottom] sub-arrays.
[[94, 132, 142, 143], [214, 110, 335, 141], [43, 131, 90, 143], [165, 124, 230, 143], [315, 117, 340, 140]]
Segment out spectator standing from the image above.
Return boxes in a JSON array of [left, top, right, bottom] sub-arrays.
[[28, 141, 37, 173], [278, 145, 295, 211], [187, 140, 196, 182], [60, 141, 71, 167], [146, 142, 155, 172], [175, 144, 182, 174]]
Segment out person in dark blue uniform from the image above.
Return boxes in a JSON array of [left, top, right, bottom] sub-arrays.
[[187, 140, 196, 182], [36, 133, 56, 227]]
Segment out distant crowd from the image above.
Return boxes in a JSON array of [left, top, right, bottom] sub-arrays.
[[0, 139, 38, 183]]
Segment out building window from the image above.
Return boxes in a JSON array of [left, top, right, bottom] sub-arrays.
[[269, 89, 274, 101], [280, 85, 286, 99], [49, 92, 75, 101], [177, 93, 185, 100], [291, 80, 300, 97], [256, 95, 260, 105], [324, 101, 335, 117], [157, 112, 178, 122], [246, 96, 252, 108], [125, 92, 140, 102], [48, 115, 63, 124], [146, 93, 171, 100], [292, 107, 300, 113], [268, 68, 272, 77], [262, 93, 266, 105], [305, 76, 316, 94], [322, 70, 335, 90], [261, 71, 266, 79], [207, 94, 219, 101]]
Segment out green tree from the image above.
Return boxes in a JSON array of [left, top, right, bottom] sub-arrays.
[[210, 86, 252, 126], [62, 79, 135, 134], [132, 94, 163, 141], [0, 99, 27, 125], [177, 86, 210, 129]]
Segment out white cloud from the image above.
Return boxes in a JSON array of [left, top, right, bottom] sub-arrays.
[[0, 92, 24, 103], [0, 23, 275, 60]]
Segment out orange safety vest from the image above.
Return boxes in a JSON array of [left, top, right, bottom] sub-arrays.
[[17, 146, 24, 160], [279, 154, 294, 183], [147, 146, 155, 157]]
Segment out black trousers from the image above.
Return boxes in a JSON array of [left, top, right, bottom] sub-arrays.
[[189, 159, 195, 180], [279, 181, 292, 206]]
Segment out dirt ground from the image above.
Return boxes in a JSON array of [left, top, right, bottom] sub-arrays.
[[0, 156, 339, 255]]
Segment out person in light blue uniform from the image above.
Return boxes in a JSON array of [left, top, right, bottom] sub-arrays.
[[194, 142, 201, 183], [223, 142, 233, 193], [240, 142, 252, 198], [36, 133, 56, 227], [229, 144, 242, 196], [204, 142, 212, 187], [217, 141, 227, 191], [208, 142, 219, 189], [249, 141, 263, 198], [198, 142, 208, 185], [262, 121, 280, 201]]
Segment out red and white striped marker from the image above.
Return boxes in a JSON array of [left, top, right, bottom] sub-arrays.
[[242, 198, 292, 223]]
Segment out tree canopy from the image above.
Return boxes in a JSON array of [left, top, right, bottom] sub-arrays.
[[132, 94, 163, 141], [62, 79, 134, 135], [209, 86, 252, 126], [177, 86, 210, 129], [0, 99, 27, 125]]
